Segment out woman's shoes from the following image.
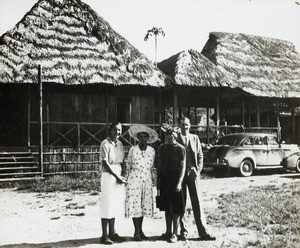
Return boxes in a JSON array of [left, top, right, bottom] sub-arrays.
[[109, 233, 125, 242], [134, 233, 142, 241], [100, 236, 113, 245], [168, 234, 178, 243], [140, 232, 149, 240]]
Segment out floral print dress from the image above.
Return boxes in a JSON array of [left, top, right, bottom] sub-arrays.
[[125, 145, 155, 218]]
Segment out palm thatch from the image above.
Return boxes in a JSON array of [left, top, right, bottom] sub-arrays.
[[157, 49, 237, 87], [0, 0, 167, 87], [202, 32, 300, 98]]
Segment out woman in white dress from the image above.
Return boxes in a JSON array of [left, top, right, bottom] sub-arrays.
[[100, 122, 126, 245], [125, 125, 159, 241]]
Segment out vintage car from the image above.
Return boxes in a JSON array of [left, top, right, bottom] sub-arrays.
[[206, 133, 300, 177], [282, 152, 300, 173]]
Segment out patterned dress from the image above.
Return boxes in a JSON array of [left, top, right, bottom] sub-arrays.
[[125, 145, 156, 218]]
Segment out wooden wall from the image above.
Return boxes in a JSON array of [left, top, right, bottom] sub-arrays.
[[0, 84, 159, 147]]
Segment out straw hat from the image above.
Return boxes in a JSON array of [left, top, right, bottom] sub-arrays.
[[129, 124, 159, 144]]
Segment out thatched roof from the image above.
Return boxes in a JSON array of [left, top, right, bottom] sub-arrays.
[[201, 32, 300, 98], [157, 49, 238, 88], [0, 0, 167, 87]]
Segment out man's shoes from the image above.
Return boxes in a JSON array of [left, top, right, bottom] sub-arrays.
[[200, 234, 216, 241], [140, 232, 149, 240], [109, 233, 125, 242], [100, 236, 113, 245], [179, 231, 188, 241], [168, 234, 178, 243], [160, 232, 172, 240]]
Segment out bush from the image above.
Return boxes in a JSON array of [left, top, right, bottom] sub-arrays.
[[16, 172, 101, 192]]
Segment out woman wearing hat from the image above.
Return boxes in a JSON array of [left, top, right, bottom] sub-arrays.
[[157, 126, 186, 243], [125, 124, 158, 241]]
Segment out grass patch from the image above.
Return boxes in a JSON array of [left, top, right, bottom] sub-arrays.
[[15, 172, 101, 192], [209, 182, 300, 248]]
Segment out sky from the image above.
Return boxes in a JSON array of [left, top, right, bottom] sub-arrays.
[[0, 0, 299, 63]]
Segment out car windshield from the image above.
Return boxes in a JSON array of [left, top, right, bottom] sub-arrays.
[[216, 136, 239, 146]]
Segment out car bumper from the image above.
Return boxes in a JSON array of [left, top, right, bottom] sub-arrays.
[[207, 162, 227, 166]]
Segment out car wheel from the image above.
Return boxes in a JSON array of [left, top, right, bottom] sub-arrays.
[[296, 159, 300, 173], [239, 159, 254, 177]]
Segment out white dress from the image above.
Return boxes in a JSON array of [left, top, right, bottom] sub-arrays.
[[125, 145, 155, 218], [99, 138, 125, 218]]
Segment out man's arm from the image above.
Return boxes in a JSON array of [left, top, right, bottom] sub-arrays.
[[196, 136, 203, 172]]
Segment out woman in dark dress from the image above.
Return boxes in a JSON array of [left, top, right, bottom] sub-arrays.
[[157, 127, 186, 243]]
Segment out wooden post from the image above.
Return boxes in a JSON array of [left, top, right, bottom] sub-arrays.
[[105, 85, 109, 136], [291, 100, 296, 143], [216, 91, 220, 135], [276, 100, 281, 141], [46, 102, 50, 146], [27, 85, 31, 147], [173, 86, 178, 125], [158, 88, 162, 136], [256, 100, 260, 127], [206, 106, 210, 144], [242, 98, 245, 127], [38, 65, 43, 175]]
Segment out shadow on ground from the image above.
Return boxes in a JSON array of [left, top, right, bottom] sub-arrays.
[[0, 236, 168, 248]]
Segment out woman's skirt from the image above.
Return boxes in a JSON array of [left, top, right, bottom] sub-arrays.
[[158, 169, 185, 215], [100, 164, 125, 218]]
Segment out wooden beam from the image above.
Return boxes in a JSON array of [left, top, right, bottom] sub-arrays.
[[158, 88, 162, 136], [206, 106, 210, 144], [105, 85, 109, 136], [173, 86, 178, 125], [276, 100, 281, 141], [27, 85, 31, 147], [216, 91, 220, 135], [256, 100, 260, 127], [291, 100, 296, 143], [38, 65, 43, 175], [242, 98, 245, 127]]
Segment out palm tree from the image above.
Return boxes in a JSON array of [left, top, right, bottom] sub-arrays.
[[144, 27, 165, 66]]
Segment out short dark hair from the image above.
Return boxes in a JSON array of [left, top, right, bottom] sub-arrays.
[[109, 122, 121, 131], [180, 117, 191, 124]]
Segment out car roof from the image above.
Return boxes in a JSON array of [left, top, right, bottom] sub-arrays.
[[221, 133, 276, 138]]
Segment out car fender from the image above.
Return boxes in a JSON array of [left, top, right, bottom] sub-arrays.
[[225, 149, 256, 169], [282, 152, 300, 169]]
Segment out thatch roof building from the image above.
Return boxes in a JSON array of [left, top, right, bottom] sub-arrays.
[[201, 32, 300, 98], [158, 49, 237, 88], [0, 0, 170, 149], [0, 0, 167, 87]]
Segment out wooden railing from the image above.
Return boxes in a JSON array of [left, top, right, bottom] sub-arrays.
[[30, 121, 280, 147], [26, 121, 280, 176], [30, 121, 162, 147]]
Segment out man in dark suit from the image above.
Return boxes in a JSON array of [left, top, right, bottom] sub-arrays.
[[177, 117, 216, 241]]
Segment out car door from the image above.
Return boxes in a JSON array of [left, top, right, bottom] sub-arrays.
[[252, 136, 268, 166], [266, 136, 284, 166]]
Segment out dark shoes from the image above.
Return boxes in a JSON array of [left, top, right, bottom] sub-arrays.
[[134, 232, 149, 241], [200, 234, 216, 241], [109, 233, 126, 242], [160, 232, 172, 240], [100, 236, 113, 245], [134, 233, 142, 241], [140, 232, 149, 240], [179, 231, 188, 241]]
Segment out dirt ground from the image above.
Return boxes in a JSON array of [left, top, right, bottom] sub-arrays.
[[0, 171, 299, 248]]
